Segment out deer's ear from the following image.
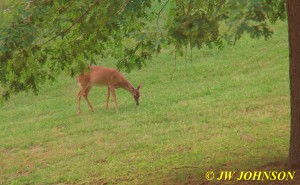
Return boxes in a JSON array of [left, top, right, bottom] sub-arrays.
[[138, 84, 142, 89]]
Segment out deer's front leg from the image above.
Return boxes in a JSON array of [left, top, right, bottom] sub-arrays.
[[106, 87, 110, 110], [110, 87, 118, 112]]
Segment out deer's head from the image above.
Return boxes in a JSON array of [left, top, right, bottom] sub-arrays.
[[133, 84, 142, 106]]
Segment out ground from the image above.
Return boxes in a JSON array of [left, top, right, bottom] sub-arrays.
[[0, 22, 293, 184]]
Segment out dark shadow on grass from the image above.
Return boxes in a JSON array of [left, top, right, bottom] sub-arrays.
[[161, 160, 300, 185]]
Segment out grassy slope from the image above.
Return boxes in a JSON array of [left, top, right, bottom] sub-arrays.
[[0, 22, 290, 184]]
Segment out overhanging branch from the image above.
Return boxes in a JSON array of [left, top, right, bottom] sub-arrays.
[[40, 0, 100, 47], [156, 0, 170, 34]]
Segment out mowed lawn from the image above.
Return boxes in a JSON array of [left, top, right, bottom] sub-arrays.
[[0, 22, 290, 184]]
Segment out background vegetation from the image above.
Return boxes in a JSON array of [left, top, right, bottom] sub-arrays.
[[0, 0, 286, 99], [0, 22, 290, 184]]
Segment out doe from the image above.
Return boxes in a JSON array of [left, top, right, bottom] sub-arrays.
[[76, 66, 142, 114]]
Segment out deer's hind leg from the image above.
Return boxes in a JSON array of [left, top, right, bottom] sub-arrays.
[[77, 88, 83, 115], [77, 85, 92, 114], [83, 86, 94, 112]]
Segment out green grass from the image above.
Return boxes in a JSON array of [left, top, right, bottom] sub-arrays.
[[0, 22, 290, 184]]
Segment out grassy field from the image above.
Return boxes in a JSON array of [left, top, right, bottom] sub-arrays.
[[0, 21, 291, 184]]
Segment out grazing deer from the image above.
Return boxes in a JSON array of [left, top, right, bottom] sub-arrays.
[[76, 66, 142, 114]]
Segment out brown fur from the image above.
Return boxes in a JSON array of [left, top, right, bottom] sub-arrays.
[[76, 66, 141, 114]]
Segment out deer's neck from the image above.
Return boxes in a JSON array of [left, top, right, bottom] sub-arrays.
[[120, 80, 135, 96]]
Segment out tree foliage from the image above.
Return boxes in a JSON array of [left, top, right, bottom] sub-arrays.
[[0, 0, 286, 99]]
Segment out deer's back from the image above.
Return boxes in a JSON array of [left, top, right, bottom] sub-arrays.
[[77, 66, 125, 87]]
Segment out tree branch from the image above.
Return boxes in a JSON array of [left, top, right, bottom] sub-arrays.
[[117, 0, 129, 15], [40, 0, 100, 47], [156, 0, 170, 34]]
